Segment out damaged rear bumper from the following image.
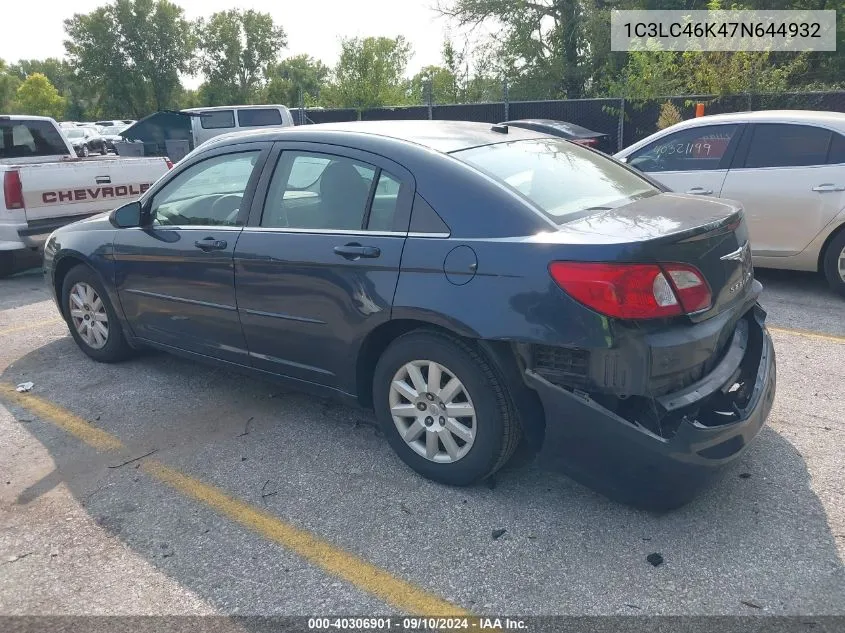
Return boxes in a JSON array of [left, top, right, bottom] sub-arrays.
[[528, 304, 776, 508]]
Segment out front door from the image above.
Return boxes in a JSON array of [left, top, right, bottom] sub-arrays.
[[626, 123, 744, 198], [114, 145, 268, 364], [234, 144, 413, 394], [720, 123, 845, 257]]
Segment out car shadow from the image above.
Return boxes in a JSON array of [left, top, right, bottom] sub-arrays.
[[0, 262, 52, 311], [2, 338, 843, 616]]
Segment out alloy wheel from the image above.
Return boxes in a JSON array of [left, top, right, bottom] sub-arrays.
[[838, 245, 845, 282], [388, 360, 477, 463], [68, 282, 109, 350]]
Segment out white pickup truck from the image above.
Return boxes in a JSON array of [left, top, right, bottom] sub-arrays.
[[1, 115, 172, 276]]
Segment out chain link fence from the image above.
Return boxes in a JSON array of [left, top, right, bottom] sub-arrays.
[[292, 90, 845, 151]]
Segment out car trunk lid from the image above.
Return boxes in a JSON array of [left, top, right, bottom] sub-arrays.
[[552, 192, 753, 319]]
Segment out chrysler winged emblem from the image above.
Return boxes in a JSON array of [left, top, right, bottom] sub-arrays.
[[720, 242, 750, 262]]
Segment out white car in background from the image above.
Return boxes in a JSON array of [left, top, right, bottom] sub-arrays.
[[615, 111, 845, 295]]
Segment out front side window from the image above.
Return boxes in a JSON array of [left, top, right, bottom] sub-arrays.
[[453, 139, 658, 223], [627, 124, 740, 173], [151, 151, 260, 227], [199, 110, 235, 130], [238, 108, 283, 127], [744, 123, 832, 168], [261, 151, 388, 231]]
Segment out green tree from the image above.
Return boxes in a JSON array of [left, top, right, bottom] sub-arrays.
[[0, 60, 22, 112], [322, 36, 412, 109], [10, 58, 92, 120], [196, 9, 287, 105], [65, 0, 195, 118], [410, 65, 459, 104], [12, 73, 67, 119], [265, 54, 329, 106]]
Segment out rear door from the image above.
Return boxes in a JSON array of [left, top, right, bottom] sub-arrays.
[[720, 122, 845, 257], [626, 123, 744, 197], [234, 142, 413, 394], [20, 157, 170, 224], [114, 143, 270, 363]]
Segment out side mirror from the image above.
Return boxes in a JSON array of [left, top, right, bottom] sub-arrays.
[[110, 201, 142, 228], [617, 156, 629, 163]]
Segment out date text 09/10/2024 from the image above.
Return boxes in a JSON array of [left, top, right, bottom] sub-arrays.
[[307, 617, 528, 630]]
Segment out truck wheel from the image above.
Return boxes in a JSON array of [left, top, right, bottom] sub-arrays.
[[372, 330, 520, 486], [81, 145, 89, 158], [822, 229, 845, 297], [61, 264, 134, 363], [100, 144, 108, 155], [0, 252, 14, 278]]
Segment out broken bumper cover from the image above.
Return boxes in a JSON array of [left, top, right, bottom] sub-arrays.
[[528, 305, 776, 506]]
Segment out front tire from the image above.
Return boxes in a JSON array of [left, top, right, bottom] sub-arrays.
[[822, 229, 845, 297], [61, 264, 133, 363], [373, 330, 520, 486], [81, 145, 90, 158]]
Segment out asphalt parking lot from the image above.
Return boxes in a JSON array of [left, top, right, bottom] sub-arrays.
[[0, 263, 843, 618]]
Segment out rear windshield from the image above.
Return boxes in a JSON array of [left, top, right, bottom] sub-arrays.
[[238, 108, 283, 127], [199, 110, 235, 130], [452, 139, 658, 222], [1, 120, 70, 159]]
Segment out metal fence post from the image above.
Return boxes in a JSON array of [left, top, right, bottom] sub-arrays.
[[298, 88, 305, 125], [617, 98, 625, 151], [426, 80, 433, 120], [503, 79, 510, 122]]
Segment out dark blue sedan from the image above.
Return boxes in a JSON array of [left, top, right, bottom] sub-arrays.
[[43, 121, 776, 508]]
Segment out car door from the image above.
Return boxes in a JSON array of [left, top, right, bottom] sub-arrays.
[[234, 142, 413, 394], [625, 123, 744, 197], [113, 143, 270, 364], [720, 123, 845, 257]]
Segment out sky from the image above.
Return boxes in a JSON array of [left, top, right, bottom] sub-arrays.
[[0, 0, 463, 87]]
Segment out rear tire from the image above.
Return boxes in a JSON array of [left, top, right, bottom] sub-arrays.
[[0, 252, 14, 278], [61, 264, 134, 363], [373, 330, 520, 486], [822, 229, 845, 297]]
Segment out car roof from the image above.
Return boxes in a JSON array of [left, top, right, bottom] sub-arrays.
[[182, 104, 290, 113], [666, 109, 845, 128], [202, 120, 552, 154], [0, 114, 56, 122]]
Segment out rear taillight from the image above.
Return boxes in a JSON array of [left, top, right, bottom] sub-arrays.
[[3, 171, 24, 210], [165, 158, 174, 170], [573, 138, 599, 147], [549, 262, 711, 320]]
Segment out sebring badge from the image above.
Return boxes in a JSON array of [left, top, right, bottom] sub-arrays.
[[722, 242, 753, 293]]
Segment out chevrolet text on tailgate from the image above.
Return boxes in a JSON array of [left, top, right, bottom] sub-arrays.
[[1, 115, 172, 276]]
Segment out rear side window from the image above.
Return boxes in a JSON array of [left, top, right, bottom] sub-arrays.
[[1, 120, 69, 158], [744, 123, 832, 168], [827, 132, 845, 164], [199, 110, 235, 130], [453, 138, 658, 223], [627, 124, 740, 172], [238, 108, 283, 127]]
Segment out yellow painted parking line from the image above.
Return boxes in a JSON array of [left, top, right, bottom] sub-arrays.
[[769, 325, 845, 345], [0, 383, 469, 617], [0, 383, 124, 451], [0, 318, 63, 337], [144, 460, 470, 616]]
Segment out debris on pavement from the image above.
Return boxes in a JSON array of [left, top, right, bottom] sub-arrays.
[[15, 382, 33, 393], [741, 600, 763, 609], [739, 473, 752, 479], [399, 502, 412, 515], [260, 480, 279, 503], [237, 416, 254, 437], [646, 553, 664, 567], [2, 552, 32, 565], [107, 449, 157, 469], [492, 528, 507, 540]]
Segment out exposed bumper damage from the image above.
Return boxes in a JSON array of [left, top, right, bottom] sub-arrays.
[[528, 304, 776, 509]]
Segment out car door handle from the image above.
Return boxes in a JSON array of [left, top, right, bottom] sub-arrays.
[[686, 187, 713, 195], [194, 237, 228, 251], [333, 243, 381, 260], [95, 176, 111, 184], [812, 184, 845, 192]]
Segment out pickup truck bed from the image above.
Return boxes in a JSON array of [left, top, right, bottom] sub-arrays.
[[1, 115, 172, 276]]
